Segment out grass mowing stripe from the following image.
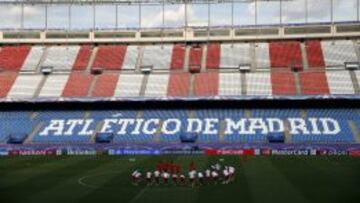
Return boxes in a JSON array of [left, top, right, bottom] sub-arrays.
[[270, 156, 360, 203], [0, 156, 70, 177], [243, 156, 308, 203], [24, 156, 141, 203], [0, 156, 110, 202], [0, 156, 74, 189]]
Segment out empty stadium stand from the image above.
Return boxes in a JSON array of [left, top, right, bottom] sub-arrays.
[[0, 46, 30, 71], [170, 44, 186, 70], [92, 45, 127, 70], [62, 72, 94, 97], [206, 43, 220, 69], [0, 40, 359, 100], [220, 43, 251, 69], [1, 109, 356, 144], [142, 45, 173, 70], [21, 46, 44, 71], [321, 40, 358, 67], [42, 46, 80, 71], [113, 74, 144, 97], [305, 40, 326, 68], [269, 41, 303, 69], [72, 45, 93, 71]]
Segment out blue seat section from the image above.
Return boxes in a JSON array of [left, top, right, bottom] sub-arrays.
[[193, 109, 244, 119], [252, 109, 301, 118], [143, 109, 188, 118], [0, 112, 34, 143], [351, 119, 360, 138], [291, 119, 354, 143], [0, 111, 33, 119], [34, 111, 85, 121], [306, 109, 359, 119], [89, 110, 138, 119], [0, 118, 34, 143]]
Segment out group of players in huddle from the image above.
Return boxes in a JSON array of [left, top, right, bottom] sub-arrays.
[[131, 161, 236, 186]]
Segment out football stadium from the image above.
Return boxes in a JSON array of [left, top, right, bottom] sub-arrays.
[[1, 0, 360, 202]]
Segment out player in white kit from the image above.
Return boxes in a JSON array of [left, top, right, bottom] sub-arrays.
[[228, 166, 236, 182], [189, 170, 196, 187], [162, 171, 170, 184], [146, 171, 153, 185], [198, 172, 204, 185], [222, 168, 230, 184], [211, 170, 219, 184], [131, 170, 142, 185], [154, 170, 161, 185]]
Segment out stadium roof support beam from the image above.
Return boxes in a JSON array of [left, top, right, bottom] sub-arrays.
[[0, 22, 359, 44]]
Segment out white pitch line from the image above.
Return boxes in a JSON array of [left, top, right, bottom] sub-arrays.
[[128, 188, 148, 203], [78, 175, 98, 189]]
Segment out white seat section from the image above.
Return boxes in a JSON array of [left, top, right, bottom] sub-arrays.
[[122, 46, 138, 70], [325, 71, 354, 95], [21, 46, 45, 71], [113, 74, 144, 97], [7, 75, 43, 98], [220, 43, 251, 68], [42, 46, 80, 71], [142, 45, 173, 70], [38, 75, 70, 97], [321, 40, 358, 67], [218, 73, 242, 96], [144, 74, 170, 97], [254, 43, 270, 69], [246, 72, 272, 96]]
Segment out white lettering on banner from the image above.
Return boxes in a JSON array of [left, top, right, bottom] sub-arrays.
[[143, 119, 160, 134], [203, 118, 219, 134], [248, 118, 268, 134], [224, 119, 248, 134], [161, 119, 181, 134], [39, 119, 64, 136], [320, 118, 341, 135], [117, 119, 135, 135], [38, 117, 343, 136], [79, 119, 94, 135], [101, 119, 117, 133], [267, 118, 284, 133], [288, 118, 310, 135], [132, 119, 144, 135], [308, 118, 321, 134], [64, 119, 83, 136], [187, 118, 203, 133]]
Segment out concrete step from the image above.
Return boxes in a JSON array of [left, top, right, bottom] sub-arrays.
[[86, 46, 98, 72], [300, 42, 309, 71], [24, 122, 43, 144], [349, 120, 360, 143]]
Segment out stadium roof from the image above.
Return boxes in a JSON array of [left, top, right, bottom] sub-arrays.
[[0, 0, 292, 5]]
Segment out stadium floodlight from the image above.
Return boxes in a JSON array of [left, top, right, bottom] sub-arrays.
[[141, 65, 153, 74], [41, 66, 53, 75], [238, 64, 251, 72], [91, 67, 104, 75], [345, 62, 360, 70]]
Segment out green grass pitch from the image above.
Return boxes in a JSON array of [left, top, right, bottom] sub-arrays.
[[1, 155, 360, 203]]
